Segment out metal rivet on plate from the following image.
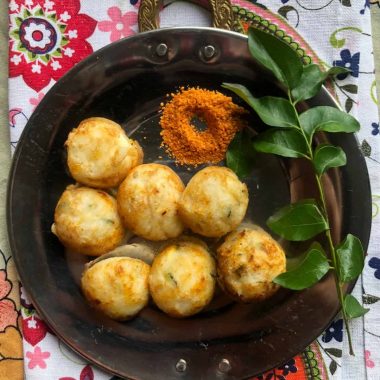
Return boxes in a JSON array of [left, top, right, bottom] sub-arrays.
[[218, 359, 231, 373], [156, 43, 168, 57], [175, 359, 187, 372], [203, 45, 216, 59]]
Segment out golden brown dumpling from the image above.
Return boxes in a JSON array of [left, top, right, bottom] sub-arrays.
[[217, 227, 286, 302], [52, 185, 124, 256], [117, 164, 185, 241], [149, 238, 216, 317], [65, 117, 143, 188], [179, 166, 249, 237], [81, 257, 150, 320]]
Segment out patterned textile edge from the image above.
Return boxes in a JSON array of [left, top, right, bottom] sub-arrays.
[[250, 342, 328, 380], [232, 5, 312, 64], [232, 2, 321, 65], [301, 343, 329, 380]]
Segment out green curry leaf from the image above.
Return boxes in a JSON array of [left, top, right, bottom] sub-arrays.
[[344, 294, 369, 319], [253, 129, 309, 158], [336, 234, 365, 283], [222, 83, 298, 128], [291, 64, 350, 103], [248, 27, 303, 89], [267, 200, 328, 241], [226, 129, 256, 178], [299, 106, 360, 142], [274, 243, 329, 290], [313, 144, 347, 175]]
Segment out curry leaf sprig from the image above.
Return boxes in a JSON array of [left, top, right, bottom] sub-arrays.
[[223, 27, 368, 355]]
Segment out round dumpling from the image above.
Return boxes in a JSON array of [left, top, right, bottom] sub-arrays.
[[81, 257, 150, 320], [117, 163, 185, 241], [52, 185, 124, 256], [217, 227, 286, 302], [178, 166, 249, 237], [149, 238, 216, 317], [65, 117, 143, 188]]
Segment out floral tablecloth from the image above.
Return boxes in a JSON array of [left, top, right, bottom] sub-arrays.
[[3, 0, 380, 379]]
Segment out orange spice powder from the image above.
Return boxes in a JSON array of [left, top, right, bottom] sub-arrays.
[[159, 87, 247, 166]]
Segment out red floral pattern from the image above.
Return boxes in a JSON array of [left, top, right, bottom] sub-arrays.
[[25, 346, 50, 369], [9, 0, 97, 92], [98, 6, 137, 42], [22, 315, 48, 346]]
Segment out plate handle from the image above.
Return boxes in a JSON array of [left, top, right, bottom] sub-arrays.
[[138, 0, 235, 32]]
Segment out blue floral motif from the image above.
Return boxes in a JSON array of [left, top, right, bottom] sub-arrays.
[[278, 359, 297, 376], [322, 319, 343, 343], [372, 122, 379, 136], [369, 257, 380, 279], [333, 49, 360, 80], [130, 0, 139, 5], [360, 0, 370, 14], [281, 0, 289, 3]]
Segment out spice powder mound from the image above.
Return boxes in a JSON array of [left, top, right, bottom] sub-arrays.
[[159, 87, 247, 166]]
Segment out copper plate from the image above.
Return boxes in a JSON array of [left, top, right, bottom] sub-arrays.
[[7, 28, 371, 379]]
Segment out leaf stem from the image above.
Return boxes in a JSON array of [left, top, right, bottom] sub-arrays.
[[315, 173, 354, 356], [288, 91, 355, 356], [289, 90, 314, 158]]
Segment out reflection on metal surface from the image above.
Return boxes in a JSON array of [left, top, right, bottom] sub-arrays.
[[175, 359, 187, 372], [203, 44, 216, 59], [218, 358, 232, 373], [156, 43, 168, 57]]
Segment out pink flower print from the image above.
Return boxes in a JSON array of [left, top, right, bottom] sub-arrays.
[[26, 346, 50, 369], [0, 270, 11, 299], [98, 7, 137, 42], [8, 108, 22, 126], [29, 92, 45, 111], [0, 270, 18, 331], [0, 299, 18, 331], [365, 350, 375, 368]]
